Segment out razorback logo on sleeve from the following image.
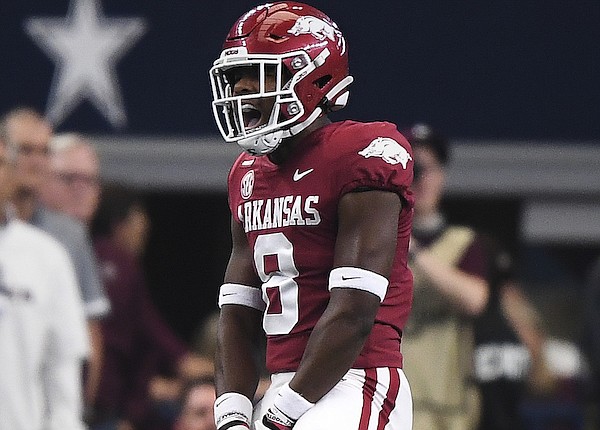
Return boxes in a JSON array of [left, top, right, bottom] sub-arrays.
[[358, 137, 412, 168]]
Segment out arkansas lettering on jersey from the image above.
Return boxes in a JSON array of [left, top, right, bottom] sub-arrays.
[[227, 120, 415, 373], [238, 194, 321, 233]]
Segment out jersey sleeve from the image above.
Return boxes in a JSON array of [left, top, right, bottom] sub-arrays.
[[333, 122, 414, 200]]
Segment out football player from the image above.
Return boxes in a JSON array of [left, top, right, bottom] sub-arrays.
[[209, 3, 415, 429]]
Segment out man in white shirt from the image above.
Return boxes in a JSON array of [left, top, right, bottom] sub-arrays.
[[1, 108, 109, 406], [0, 123, 89, 430]]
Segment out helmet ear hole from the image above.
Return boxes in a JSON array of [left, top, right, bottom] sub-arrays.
[[313, 75, 332, 89]]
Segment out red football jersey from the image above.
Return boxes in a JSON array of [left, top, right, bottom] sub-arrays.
[[227, 120, 414, 373]]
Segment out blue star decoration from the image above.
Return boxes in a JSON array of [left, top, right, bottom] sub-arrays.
[[24, 0, 147, 129]]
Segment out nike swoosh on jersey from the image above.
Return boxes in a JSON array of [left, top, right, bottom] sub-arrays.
[[293, 168, 314, 181], [341, 276, 362, 280]]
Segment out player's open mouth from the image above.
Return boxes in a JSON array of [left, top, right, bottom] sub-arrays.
[[242, 103, 262, 130]]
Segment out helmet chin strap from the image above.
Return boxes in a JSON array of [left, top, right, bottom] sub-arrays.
[[238, 129, 284, 155], [238, 107, 323, 155]]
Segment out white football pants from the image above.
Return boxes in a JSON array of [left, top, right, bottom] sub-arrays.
[[253, 367, 413, 430]]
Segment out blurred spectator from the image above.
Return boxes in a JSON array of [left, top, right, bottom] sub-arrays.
[[581, 255, 600, 427], [190, 311, 219, 364], [190, 310, 270, 404], [401, 122, 576, 430], [1, 107, 110, 407], [472, 239, 555, 430], [40, 132, 104, 407], [583, 255, 600, 394], [513, 252, 590, 429], [172, 377, 217, 430], [401, 123, 490, 430], [41, 133, 102, 226], [90, 184, 204, 430], [0, 126, 89, 430]]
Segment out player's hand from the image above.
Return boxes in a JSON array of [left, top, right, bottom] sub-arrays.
[[262, 404, 296, 430]]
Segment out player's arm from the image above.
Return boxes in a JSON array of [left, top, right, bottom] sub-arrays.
[[409, 239, 489, 315], [293, 189, 400, 399], [414, 258, 488, 315], [215, 216, 264, 430], [261, 190, 401, 430]]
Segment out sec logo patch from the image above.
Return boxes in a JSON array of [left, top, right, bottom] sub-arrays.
[[241, 170, 254, 199]]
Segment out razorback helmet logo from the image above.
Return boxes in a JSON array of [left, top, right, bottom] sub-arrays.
[[287, 16, 346, 53], [359, 137, 412, 168]]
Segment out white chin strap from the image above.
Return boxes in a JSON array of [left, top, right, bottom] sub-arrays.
[[238, 107, 324, 156], [238, 129, 286, 155]]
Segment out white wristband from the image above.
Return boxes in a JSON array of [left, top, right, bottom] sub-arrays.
[[328, 267, 389, 302], [218, 283, 266, 311], [214, 392, 253, 428], [273, 383, 315, 421]]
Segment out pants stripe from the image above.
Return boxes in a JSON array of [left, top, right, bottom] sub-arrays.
[[359, 368, 378, 430], [377, 368, 400, 430]]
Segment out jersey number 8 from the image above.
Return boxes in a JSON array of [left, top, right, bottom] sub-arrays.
[[254, 232, 300, 335]]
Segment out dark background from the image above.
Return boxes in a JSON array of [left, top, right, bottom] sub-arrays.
[[2, 0, 599, 341], [2, 1, 599, 139]]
